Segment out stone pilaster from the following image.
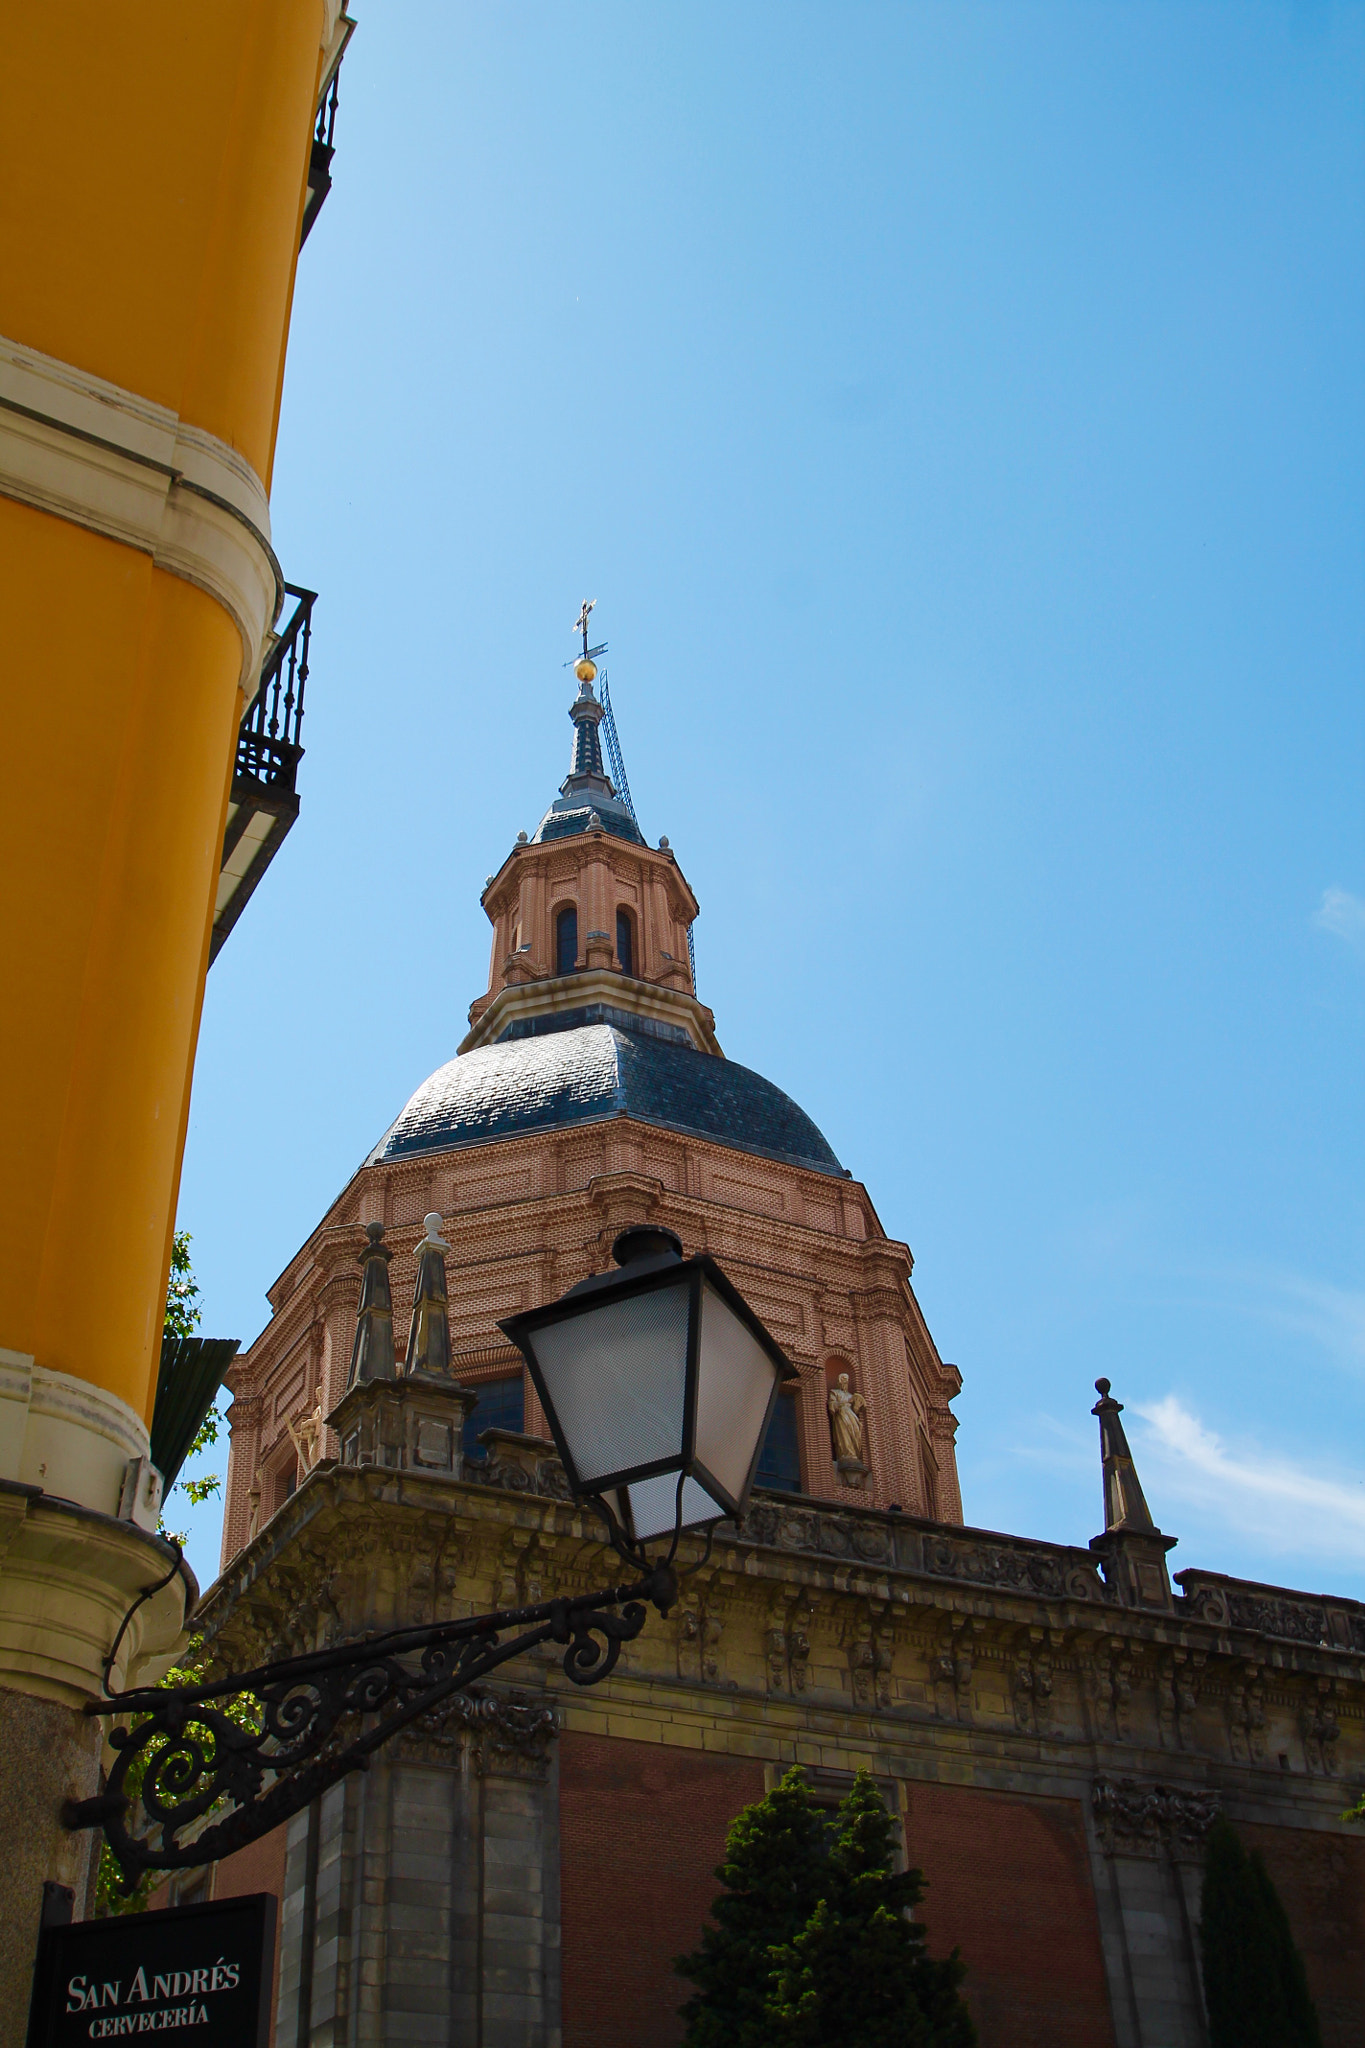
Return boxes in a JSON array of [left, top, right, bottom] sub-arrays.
[[277, 1694, 560, 2047]]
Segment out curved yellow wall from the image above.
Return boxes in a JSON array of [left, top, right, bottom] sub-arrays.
[[0, 1, 330, 1429], [0, 2, 323, 484]]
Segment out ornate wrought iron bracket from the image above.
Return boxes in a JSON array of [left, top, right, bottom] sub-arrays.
[[64, 1563, 677, 1890]]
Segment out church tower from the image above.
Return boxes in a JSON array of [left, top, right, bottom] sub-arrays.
[[221, 655, 964, 1557], [198, 630, 1365, 2048]]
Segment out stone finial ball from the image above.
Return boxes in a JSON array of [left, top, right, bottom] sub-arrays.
[[365, 1220, 385, 1244], [423, 1212, 444, 1239], [1095, 1377, 1111, 1396], [658, 835, 670, 849]]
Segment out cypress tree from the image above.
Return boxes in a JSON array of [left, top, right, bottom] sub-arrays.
[[764, 1770, 976, 2048], [676, 1767, 829, 2048], [1199, 1817, 1321, 2048]]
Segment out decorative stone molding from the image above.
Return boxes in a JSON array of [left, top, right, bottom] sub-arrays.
[[1301, 1678, 1341, 1777], [460, 969, 721, 1056], [453, 1691, 561, 1779], [677, 1592, 727, 1687], [0, 334, 280, 689], [1177, 1568, 1365, 1652], [846, 1603, 893, 1712], [471, 1428, 573, 1502], [1226, 1660, 1266, 1765], [1091, 1778, 1220, 1861], [744, 1495, 1111, 1603], [0, 1484, 192, 1707], [931, 1615, 975, 1725], [1, 1353, 153, 1521], [328, 1371, 476, 1478]]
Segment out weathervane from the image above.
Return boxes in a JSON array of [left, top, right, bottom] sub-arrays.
[[570, 598, 608, 683]]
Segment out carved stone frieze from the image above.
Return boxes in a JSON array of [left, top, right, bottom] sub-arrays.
[[765, 1594, 814, 1695], [845, 1604, 894, 1712], [921, 1533, 1107, 1604], [746, 1500, 894, 1566], [1011, 1630, 1055, 1738], [931, 1616, 974, 1726], [1092, 1777, 1220, 1860], [1177, 1571, 1365, 1653], [398, 1690, 561, 1778], [1227, 1661, 1266, 1766], [1301, 1678, 1341, 1777], [677, 1591, 728, 1688]]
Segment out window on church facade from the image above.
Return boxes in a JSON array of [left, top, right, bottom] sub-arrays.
[[616, 908, 633, 978], [462, 1374, 525, 1462], [755, 1389, 801, 1493], [555, 905, 578, 977]]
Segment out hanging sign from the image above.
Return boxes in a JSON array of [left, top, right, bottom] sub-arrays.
[[30, 1892, 276, 2046]]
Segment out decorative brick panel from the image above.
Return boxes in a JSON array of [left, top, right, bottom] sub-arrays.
[[560, 1732, 765, 2048], [901, 1782, 1116, 2048], [1240, 1821, 1365, 2048]]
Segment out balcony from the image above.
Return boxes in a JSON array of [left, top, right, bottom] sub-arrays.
[[301, 13, 357, 248], [211, 584, 314, 964]]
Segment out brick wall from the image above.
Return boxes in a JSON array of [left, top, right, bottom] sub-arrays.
[[902, 1782, 1115, 2048], [559, 1732, 765, 2048], [1242, 1821, 1365, 2048]]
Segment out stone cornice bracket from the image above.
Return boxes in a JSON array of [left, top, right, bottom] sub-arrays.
[[0, 334, 281, 691]]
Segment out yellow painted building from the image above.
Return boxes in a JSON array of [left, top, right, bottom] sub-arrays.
[[0, 5, 353, 2028]]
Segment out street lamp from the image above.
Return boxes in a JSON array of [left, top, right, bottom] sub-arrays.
[[64, 1227, 789, 1889], [502, 1225, 793, 1553]]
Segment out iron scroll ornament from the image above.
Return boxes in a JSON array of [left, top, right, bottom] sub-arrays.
[[64, 1564, 675, 1890]]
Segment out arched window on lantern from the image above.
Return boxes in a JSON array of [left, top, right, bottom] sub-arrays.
[[556, 904, 578, 977], [616, 907, 634, 978]]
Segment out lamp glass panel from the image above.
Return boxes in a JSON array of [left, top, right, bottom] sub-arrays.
[[525, 1282, 690, 1486], [694, 1282, 783, 1507], [624, 1472, 720, 1543]]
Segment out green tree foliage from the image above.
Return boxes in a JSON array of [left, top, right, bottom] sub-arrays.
[[159, 1230, 222, 1541], [766, 1772, 975, 2048], [1199, 1817, 1321, 2048], [678, 1768, 975, 2048], [163, 1228, 202, 1341], [677, 1767, 829, 2047]]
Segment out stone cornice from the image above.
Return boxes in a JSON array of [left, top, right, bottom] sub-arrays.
[[0, 332, 280, 689], [193, 1462, 1365, 1832], [460, 970, 721, 1056]]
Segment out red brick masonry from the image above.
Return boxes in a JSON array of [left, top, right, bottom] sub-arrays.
[[560, 1733, 766, 2048]]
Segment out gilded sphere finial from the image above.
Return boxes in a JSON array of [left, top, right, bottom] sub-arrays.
[[574, 656, 598, 684]]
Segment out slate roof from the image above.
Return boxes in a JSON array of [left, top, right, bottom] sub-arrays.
[[366, 1021, 845, 1178], [533, 800, 645, 846]]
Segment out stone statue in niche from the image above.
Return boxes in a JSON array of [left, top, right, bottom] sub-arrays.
[[287, 1382, 325, 1471], [828, 1372, 870, 1487]]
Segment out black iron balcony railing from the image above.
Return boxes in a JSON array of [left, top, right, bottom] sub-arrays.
[[301, 14, 356, 248], [237, 585, 313, 792], [210, 585, 316, 965]]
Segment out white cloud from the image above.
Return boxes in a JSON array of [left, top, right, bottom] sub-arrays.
[[1312, 886, 1365, 955], [1161, 1260, 1365, 1380], [1134, 1394, 1365, 1564]]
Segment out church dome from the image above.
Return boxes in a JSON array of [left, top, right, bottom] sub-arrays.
[[366, 1020, 845, 1178]]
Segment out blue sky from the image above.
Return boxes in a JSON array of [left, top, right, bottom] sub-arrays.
[[173, 1, 1365, 1602]]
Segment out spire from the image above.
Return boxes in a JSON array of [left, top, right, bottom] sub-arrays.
[[406, 1213, 454, 1377], [1091, 1377, 1157, 1533], [348, 1222, 397, 1385], [564, 677, 612, 792]]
